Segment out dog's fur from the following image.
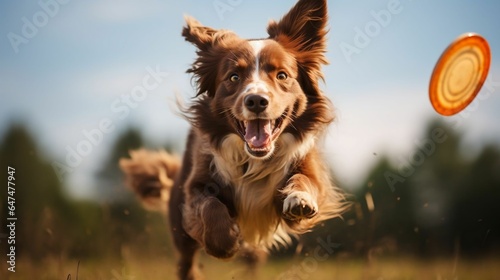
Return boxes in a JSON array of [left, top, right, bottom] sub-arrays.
[[120, 0, 346, 279]]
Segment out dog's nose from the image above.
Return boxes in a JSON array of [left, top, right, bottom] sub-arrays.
[[244, 94, 269, 114]]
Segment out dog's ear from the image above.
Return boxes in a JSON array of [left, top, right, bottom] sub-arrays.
[[182, 16, 220, 52], [267, 0, 328, 96], [182, 16, 236, 98]]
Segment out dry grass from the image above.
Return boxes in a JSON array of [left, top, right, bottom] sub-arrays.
[[3, 255, 500, 280]]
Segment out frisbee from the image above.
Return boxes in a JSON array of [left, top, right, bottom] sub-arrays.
[[429, 33, 491, 116]]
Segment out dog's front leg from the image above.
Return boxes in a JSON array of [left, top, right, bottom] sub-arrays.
[[281, 173, 319, 221], [183, 181, 240, 259]]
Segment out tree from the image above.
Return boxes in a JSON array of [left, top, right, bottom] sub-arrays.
[[453, 145, 500, 256], [93, 127, 172, 258], [0, 123, 75, 259]]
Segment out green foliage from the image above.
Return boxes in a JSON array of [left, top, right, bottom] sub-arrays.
[[95, 127, 143, 202], [0, 123, 73, 260], [0, 124, 171, 262], [310, 118, 500, 259]]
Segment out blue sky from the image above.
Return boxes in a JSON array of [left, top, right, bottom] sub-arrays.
[[1, 0, 500, 197]]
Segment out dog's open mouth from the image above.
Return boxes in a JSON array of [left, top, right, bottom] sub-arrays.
[[236, 116, 284, 158]]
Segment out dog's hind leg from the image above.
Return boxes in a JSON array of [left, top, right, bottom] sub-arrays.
[[177, 243, 202, 280], [170, 182, 204, 280]]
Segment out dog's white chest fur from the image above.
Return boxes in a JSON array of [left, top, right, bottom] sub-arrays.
[[211, 133, 314, 247]]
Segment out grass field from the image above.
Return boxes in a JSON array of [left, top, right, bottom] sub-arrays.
[[2, 255, 500, 280]]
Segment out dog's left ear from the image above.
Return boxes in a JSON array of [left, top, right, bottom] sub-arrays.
[[267, 0, 328, 95]]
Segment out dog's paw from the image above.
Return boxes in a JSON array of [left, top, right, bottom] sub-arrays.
[[201, 197, 240, 259], [204, 222, 240, 259], [282, 191, 318, 220]]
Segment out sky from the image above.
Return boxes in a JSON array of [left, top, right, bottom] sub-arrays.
[[1, 0, 500, 198]]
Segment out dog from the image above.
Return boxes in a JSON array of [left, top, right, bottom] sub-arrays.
[[120, 0, 346, 279]]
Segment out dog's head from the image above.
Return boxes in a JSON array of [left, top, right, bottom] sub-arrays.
[[183, 0, 333, 159]]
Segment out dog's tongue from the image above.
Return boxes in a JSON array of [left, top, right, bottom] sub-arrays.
[[244, 119, 272, 148]]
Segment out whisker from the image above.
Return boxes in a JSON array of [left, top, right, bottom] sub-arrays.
[[216, 107, 233, 115], [283, 114, 298, 131]]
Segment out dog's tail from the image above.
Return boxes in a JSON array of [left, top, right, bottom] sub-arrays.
[[119, 149, 181, 212]]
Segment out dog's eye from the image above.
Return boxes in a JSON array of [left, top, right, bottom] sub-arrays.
[[276, 72, 288, 80], [229, 73, 240, 82]]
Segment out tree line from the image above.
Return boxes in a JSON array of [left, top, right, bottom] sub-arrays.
[[1, 119, 499, 262]]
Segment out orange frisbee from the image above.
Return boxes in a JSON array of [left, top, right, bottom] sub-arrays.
[[429, 33, 491, 116]]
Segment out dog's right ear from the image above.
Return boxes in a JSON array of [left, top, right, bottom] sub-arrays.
[[182, 16, 237, 97], [182, 16, 220, 52]]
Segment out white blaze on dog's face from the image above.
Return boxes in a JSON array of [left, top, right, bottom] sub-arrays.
[[213, 38, 308, 159]]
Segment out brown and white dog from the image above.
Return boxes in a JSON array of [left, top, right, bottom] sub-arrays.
[[120, 0, 346, 279]]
